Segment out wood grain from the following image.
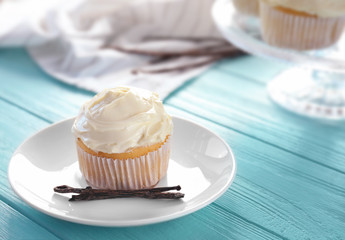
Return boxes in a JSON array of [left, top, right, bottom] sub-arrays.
[[164, 68, 345, 173], [1, 48, 345, 239], [0, 98, 271, 239], [0, 200, 60, 240], [165, 106, 345, 239]]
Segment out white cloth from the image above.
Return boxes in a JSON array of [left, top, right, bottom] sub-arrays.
[[0, 0, 222, 98]]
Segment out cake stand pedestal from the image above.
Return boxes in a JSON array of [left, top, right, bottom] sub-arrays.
[[212, 0, 345, 120]]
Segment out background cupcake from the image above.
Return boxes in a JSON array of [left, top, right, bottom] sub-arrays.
[[233, 0, 259, 16], [259, 0, 345, 50], [72, 87, 173, 190]]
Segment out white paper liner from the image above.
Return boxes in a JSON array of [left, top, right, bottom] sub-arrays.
[[260, 1, 345, 50], [76, 137, 171, 190], [233, 0, 259, 16]]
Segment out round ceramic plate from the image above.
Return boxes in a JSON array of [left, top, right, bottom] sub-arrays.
[[8, 116, 236, 227]]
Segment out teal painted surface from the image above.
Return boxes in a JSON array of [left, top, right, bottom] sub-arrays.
[[0, 200, 60, 240], [1, 48, 345, 239]]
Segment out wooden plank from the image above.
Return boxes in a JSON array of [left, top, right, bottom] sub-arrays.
[[0, 100, 279, 240], [164, 69, 345, 174], [215, 55, 289, 84], [165, 106, 345, 239], [0, 48, 93, 123], [3, 49, 344, 177], [2, 97, 345, 239], [0, 200, 60, 240], [2, 48, 345, 239]]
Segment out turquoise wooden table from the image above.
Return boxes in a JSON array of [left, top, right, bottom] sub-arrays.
[[1, 48, 345, 239]]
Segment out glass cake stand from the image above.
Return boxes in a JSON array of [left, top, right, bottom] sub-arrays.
[[212, 0, 345, 120]]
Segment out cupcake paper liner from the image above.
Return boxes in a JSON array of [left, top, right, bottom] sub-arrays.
[[76, 137, 171, 190], [260, 1, 345, 50]]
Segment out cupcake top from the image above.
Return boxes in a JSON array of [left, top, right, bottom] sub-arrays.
[[261, 0, 345, 17], [72, 87, 173, 154]]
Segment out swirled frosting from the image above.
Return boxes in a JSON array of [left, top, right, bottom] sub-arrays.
[[72, 87, 173, 154], [261, 0, 345, 17]]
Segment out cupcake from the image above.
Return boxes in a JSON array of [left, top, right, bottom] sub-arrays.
[[72, 87, 173, 190], [259, 0, 345, 50], [233, 0, 259, 16]]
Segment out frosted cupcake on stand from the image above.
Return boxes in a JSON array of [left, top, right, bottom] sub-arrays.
[[259, 0, 345, 50], [72, 87, 173, 190]]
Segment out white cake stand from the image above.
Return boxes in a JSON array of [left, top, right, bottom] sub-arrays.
[[212, 0, 345, 120]]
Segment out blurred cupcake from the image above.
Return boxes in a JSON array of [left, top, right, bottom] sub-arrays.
[[259, 0, 345, 50], [233, 0, 259, 16], [72, 87, 173, 190]]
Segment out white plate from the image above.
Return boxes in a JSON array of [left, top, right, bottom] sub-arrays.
[[8, 116, 236, 227]]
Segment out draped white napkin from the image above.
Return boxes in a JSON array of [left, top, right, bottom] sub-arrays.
[[0, 0, 226, 98]]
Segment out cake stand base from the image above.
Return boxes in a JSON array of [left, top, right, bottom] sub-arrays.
[[268, 68, 345, 120]]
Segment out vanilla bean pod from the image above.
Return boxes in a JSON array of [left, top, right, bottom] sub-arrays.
[[143, 36, 229, 43], [70, 192, 185, 201], [132, 55, 225, 74], [110, 44, 244, 58], [105, 39, 245, 74], [54, 185, 184, 201], [54, 185, 181, 194]]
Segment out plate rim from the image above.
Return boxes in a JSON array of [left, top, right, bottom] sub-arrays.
[[8, 115, 237, 227]]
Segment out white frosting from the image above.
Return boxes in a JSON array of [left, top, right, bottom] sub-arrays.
[[260, 0, 345, 17], [72, 87, 173, 154]]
